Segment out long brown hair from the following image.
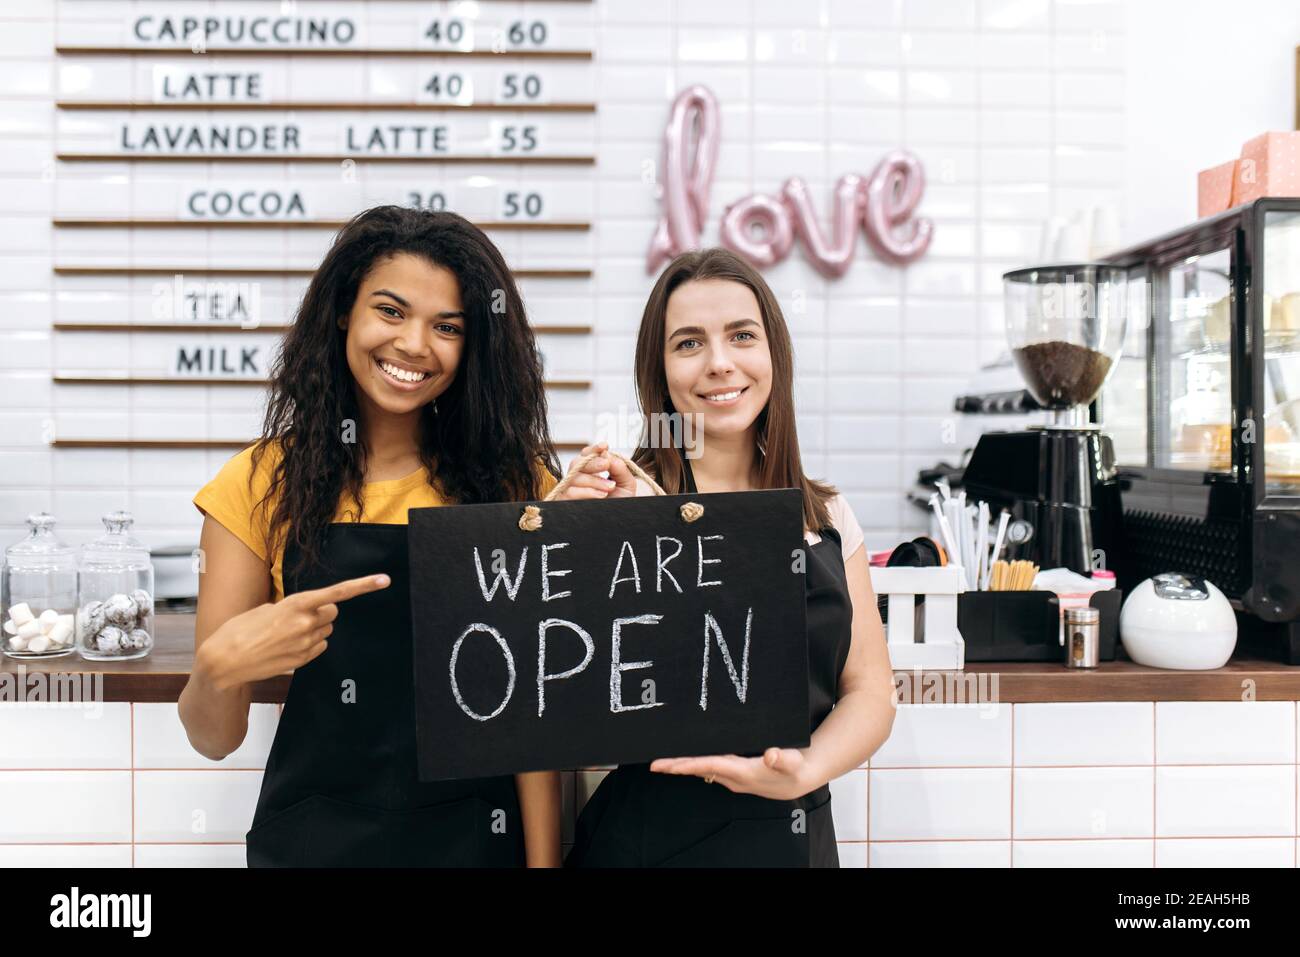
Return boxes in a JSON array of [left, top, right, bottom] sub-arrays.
[[632, 247, 836, 532], [252, 206, 559, 584]]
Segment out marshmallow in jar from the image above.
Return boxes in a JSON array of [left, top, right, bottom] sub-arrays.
[[77, 510, 154, 661], [2, 512, 78, 658]]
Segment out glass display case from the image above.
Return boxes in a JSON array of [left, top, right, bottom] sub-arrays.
[[1100, 198, 1300, 661]]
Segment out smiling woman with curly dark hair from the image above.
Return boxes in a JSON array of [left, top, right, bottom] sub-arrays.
[[180, 206, 572, 869]]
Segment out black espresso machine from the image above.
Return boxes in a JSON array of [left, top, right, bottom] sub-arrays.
[[956, 263, 1127, 578]]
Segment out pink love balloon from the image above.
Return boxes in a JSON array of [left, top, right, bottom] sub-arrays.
[[646, 85, 721, 274], [782, 174, 867, 279], [862, 149, 933, 265], [719, 193, 795, 269]]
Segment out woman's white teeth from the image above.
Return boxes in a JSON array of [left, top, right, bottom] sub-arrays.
[[704, 390, 743, 402], [379, 359, 428, 383]]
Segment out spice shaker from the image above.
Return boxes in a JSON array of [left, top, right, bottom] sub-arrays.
[[77, 511, 155, 661], [1, 513, 78, 658], [1064, 606, 1101, 669]]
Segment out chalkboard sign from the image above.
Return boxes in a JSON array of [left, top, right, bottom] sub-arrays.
[[409, 490, 810, 781]]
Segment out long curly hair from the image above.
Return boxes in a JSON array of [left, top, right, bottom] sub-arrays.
[[250, 205, 559, 583]]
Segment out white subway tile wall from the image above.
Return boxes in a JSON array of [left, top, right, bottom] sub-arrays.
[[2, 700, 1295, 867], [0, 0, 1127, 557], [0, 0, 1159, 868]]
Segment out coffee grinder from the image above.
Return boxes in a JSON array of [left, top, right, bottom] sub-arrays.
[[958, 264, 1128, 576]]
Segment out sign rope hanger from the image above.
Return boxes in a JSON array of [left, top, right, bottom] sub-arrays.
[[519, 450, 704, 531]]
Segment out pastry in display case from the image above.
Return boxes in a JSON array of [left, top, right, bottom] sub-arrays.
[[1100, 198, 1300, 662]]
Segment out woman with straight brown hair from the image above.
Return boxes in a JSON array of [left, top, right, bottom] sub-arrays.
[[563, 247, 897, 867]]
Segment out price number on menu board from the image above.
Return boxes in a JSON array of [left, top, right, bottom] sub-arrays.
[[423, 19, 473, 48], [499, 72, 543, 101], [421, 72, 473, 104], [500, 190, 545, 220], [408, 192, 448, 212], [493, 123, 541, 155], [501, 20, 549, 46]]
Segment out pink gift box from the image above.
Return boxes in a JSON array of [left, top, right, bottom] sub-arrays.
[[1197, 159, 1237, 217], [1232, 131, 1300, 206]]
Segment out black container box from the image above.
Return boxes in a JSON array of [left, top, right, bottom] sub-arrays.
[[957, 589, 1123, 662]]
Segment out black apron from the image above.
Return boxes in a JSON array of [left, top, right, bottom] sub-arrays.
[[245, 523, 526, 867], [565, 466, 854, 868]]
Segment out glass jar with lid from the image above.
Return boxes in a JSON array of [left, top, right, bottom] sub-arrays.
[[77, 510, 154, 661], [2, 513, 79, 658]]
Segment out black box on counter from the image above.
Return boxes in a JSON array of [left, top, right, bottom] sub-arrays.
[[956, 589, 1123, 662]]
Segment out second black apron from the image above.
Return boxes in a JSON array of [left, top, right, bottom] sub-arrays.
[[566, 469, 855, 868], [245, 523, 526, 867]]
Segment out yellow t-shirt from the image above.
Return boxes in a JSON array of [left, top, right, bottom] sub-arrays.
[[193, 440, 557, 602]]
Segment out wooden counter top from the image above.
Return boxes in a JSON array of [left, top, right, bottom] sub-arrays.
[[0, 613, 288, 703], [2, 613, 1298, 704], [889, 658, 1300, 703]]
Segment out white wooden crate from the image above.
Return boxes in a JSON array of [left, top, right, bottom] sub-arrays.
[[869, 565, 966, 671]]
